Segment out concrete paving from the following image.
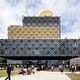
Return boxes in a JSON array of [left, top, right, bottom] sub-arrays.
[[0, 71, 71, 80]]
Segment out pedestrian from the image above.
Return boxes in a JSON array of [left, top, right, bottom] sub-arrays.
[[51, 65, 54, 72], [61, 64, 64, 72], [5, 63, 12, 80], [20, 68, 25, 75], [71, 65, 75, 72], [31, 65, 34, 69], [59, 65, 61, 72], [26, 64, 29, 74]]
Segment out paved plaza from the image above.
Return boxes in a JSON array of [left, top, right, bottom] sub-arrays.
[[0, 71, 71, 80]]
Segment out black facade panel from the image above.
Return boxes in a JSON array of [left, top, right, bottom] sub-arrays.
[[0, 39, 80, 58], [22, 17, 60, 27]]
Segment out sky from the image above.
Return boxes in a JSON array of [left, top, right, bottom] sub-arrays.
[[0, 0, 80, 39]]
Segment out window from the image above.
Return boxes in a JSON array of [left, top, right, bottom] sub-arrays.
[[38, 23, 42, 26], [54, 23, 58, 26], [32, 23, 36, 26], [27, 23, 31, 26], [49, 23, 53, 26], [43, 23, 47, 26], [0, 50, 3, 55], [0, 42, 2, 47]]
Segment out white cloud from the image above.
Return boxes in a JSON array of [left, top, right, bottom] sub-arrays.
[[0, 0, 26, 39], [0, 0, 80, 39]]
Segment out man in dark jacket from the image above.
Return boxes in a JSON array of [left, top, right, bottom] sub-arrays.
[[5, 64, 11, 80]]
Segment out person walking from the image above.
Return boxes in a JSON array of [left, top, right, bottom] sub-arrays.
[[5, 63, 12, 80], [61, 64, 64, 72], [59, 65, 61, 72], [51, 65, 54, 72]]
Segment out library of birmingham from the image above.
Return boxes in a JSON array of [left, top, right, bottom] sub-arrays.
[[0, 10, 80, 65]]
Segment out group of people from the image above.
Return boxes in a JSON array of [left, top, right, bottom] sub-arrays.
[[5, 64, 35, 80], [18, 65, 35, 75], [5, 63, 78, 80], [69, 65, 76, 72]]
